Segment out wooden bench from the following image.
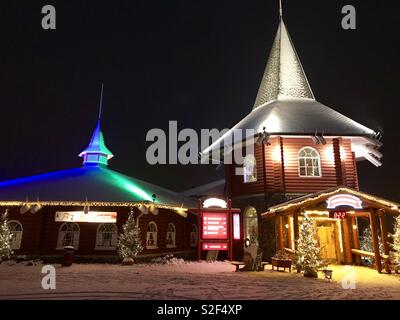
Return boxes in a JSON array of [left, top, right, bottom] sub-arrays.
[[231, 261, 269, 271]]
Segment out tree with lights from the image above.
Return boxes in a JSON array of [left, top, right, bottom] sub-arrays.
[[294, 217, 324, 277], [360, 227, 384, 265], [0, 210, 13, 262], [117, 211, 143, 265], [390, 215, 400, 271]]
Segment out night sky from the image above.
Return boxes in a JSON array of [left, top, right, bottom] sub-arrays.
[[0, 0, 399, 200]]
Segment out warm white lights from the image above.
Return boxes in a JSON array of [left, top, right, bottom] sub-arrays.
[[233, 213, 240, 240]]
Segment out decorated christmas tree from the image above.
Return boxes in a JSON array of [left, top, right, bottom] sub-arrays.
[[360, 227, 384, 265], [390, 215, 400, 271], [294, 217, 324, 277], [0, 210, 13, 262], [117, 211, 143, 264]]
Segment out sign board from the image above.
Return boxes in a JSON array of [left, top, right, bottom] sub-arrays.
[[202, 212, 228, 240], [233, 213, 240, 240], [55, 211, 117, 223], [203, 198, 227, 209], [326, 194, 362, 209], [202, 242, 228, 251], [329, 211, 347, 219]]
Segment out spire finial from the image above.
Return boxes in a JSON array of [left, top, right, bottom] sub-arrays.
[[279, 0, 283, 18], [98, 83, 104, 121]]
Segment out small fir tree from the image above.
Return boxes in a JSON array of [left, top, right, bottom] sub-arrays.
[[0, 210, 13, 262], [117, 211, 143, 262], [294, 217, 324, 277], [359, 227, 384, 265], [390, 215, 400, 271]]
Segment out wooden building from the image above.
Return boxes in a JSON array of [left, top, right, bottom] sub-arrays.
[[0, 109, 198, 261], [199, 9, 393, 264]]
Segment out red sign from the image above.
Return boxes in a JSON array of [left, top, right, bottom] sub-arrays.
[[202, 212, 228, 240], [202, 242, 228, 251], [329, 211, 347, 219]]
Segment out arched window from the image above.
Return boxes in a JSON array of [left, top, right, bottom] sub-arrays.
[[8, 220, 23, 250], [57, 222, 80, 249], [146, 221, 158, 249], [95, 224, 118, 250], [298, 147, 321, 177], [166, 223, 176, 248], [244, 207, 258, 245], [190, 224, 198, 247], [243, 154, 257, 183]]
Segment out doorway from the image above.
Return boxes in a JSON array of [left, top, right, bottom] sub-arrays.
[[316, 222, 337, 262]]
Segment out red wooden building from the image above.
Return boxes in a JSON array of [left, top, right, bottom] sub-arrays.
[[198, 10, 398, 266], [0, 110, 198, 261]]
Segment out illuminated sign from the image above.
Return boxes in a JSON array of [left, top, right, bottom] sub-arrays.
[[55, 211, 117, 223], [329, 211, 347, 219], [326, 194, 363, 209], [233, 213, 240, 240], [203, 198, 227, 209], [202, 212, 228, 240], [202, 242, 228, 251]]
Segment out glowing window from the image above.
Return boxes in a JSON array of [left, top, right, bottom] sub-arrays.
[[166, 223, 176, 248], [96, 223, 118, 250], [146, 221, 158, 249], [298, 147, 321, 177], [8, 220, 23, 250], [57, 222, 80, 249], [243, 154, 257, 183]]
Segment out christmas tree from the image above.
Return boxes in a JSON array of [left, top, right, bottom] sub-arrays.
[[0, 210, 13, 262], [390, 215, 400, 271], [360, 227, 384, 265], [294, 217, 324, 277], [117, 211, 143, 263]]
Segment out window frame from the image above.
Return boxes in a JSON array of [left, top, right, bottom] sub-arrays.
[[243, 154, 257, 184], [165, 223, 176, 248], [146, 221, 158, 249], [95, 223, 118, 251], [298, 146, 322, 178], [56, 222, 80, 250], [8, 220, 23, 250]]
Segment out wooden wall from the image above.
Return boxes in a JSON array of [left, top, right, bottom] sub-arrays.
[[228, 136, 359, 198], [3, 205, 197, 257]]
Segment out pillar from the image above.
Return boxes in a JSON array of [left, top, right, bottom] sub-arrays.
[[379, 210, 391, 274], [369, 209, 382, 273], [277, 214, 284, 251], [351, 216, 361, 265], [342, 218, 353, 264]]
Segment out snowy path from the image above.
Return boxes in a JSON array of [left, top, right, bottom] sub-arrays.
[[0, 262, 399, 300]]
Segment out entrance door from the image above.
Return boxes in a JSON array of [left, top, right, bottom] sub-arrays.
[[317, 225, 337, 261]]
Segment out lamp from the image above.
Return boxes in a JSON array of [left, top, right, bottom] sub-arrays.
[[138, 204, 149, 215], [30, 199, 42, 214], [20, 199, 31, 214], [149, 205, 159, 216], [83, 198, 90, 214], [256, 127, 270, 146]]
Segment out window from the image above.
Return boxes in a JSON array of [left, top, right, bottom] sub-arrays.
[[166, 223, 176, 248], [146, 221, 158, 249], [298, 147, 321, 177], [190, 224, 198, 247], [243, 154, 257, 183], [8, 221, 23, 250], [57, 222, 80, 249], [244, 207, 258, 245], [96, 224, 118, 250]]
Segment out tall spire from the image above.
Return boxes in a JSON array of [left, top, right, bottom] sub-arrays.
[[79, 84, 114, 167], [252, 6, 314, 110]]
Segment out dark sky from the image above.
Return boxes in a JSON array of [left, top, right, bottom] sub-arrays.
[[0, 0, 399, 200]]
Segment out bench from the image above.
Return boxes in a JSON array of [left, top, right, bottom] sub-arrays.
[[231, 261, 269, 272]]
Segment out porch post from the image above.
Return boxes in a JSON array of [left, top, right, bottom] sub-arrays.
[[369, 209, 382, 273], [351, 216, 361, 265], [287, 215, 293, 249], [293, 211, 299, 249], [342, 217, 353, 264], [379, 210, 391, 274], [277, 214, 284, 251]]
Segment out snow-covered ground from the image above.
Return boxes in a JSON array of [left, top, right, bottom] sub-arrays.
[[0, 262, 399, 300]]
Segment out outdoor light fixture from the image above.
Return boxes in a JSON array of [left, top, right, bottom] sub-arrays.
[[149, 205, 159, 216], [352, 224, 358, 230], [312, 131, 326, 145], [83, 198, 90, 214], [30, 203, 42, 214], [138, 204, 149, 215], [285, 224, 289, 229], [20, 199, 31, 214], [256, 127, 270, 146]]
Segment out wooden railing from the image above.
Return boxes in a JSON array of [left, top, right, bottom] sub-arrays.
[[351, 249, 390, 261]]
